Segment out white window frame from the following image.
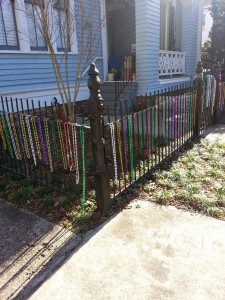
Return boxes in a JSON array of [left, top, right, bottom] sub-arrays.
[[52, 0, 78, 54], [0, 0, 20, 50], [24, 0, 48, 51], [0, 0, 78, 54]]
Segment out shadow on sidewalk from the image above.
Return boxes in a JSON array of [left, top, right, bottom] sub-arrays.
[[0, 198, 119, 300], [0, 199, 81, 299]]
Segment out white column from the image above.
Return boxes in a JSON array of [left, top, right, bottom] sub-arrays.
[[14, 0, 30, 51], [100, 0, 108, 81], [196, 0, 204, 62], [165, 3, 169, 51], [69, 0, 78, 54]]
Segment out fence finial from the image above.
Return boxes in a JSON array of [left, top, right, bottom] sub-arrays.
[[87, 63, 111, 215], [87, 63, 104, 115]]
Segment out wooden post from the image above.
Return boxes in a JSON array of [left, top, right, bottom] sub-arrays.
[[87, 63, 111, 215], [214, 62, 222, 124], [194, 61, 205, 138]]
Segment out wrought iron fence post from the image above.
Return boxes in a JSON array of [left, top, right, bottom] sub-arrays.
[[87, 63, 111, 215], [194, 61, 205, 138], [214, 62, 222, 124]]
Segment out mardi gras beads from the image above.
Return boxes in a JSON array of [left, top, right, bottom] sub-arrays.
[[79, 124, 86, 208], [44, 118, 53, 172], [137, 111, 143, 149], [25, 115, 37, 166], [127, 115, 135, 183], [15, 113, 29, 175], [50, 120, 59, 157], [116, 120, 124, 179], [122, 118, 128, 174], [146, 108, 150, 156], [0, 116, 6, 150], [109, 122, 118, 181], [64, 122, 74, 171], [71, 123, 79, 184], [5, 112, 19, 159], [0, 111, 14, 158], [151, 107, 155, 150], [165, 98, 169, 144], [30, 116, 42, 160], [9, 113, 22, 160], [133, 112, 138, 150], [57, 120, 67, 170], [37, 116, 48, 165], [20, 114, 30, 159]]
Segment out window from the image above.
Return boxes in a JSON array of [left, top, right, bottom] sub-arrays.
[[160, 0, 182, 51], [53, 0, 71, 51], [25, 0, 47, 51], [0, 0, 19, 50]]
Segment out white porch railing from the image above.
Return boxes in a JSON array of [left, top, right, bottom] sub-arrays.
[[159, 51, 186, 77]]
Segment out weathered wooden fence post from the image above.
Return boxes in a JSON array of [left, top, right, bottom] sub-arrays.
[[214, 62, 222, 124], [194, 61, 205, 138], [87, 63, 111, 214]]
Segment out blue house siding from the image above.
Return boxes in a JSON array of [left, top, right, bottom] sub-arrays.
[[181, 0, 201, 76], [0, 0, 103, 102], [0, 53, 103, 93], [136, 0, 202, 95], [136, 0, 160, 95]]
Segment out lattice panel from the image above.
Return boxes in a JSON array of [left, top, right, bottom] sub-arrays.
[[159, 51, 186, 76]]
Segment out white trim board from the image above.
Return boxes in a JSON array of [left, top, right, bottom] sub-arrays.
[[159, 77, 191, 85]]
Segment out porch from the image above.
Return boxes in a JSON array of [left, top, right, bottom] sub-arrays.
[[104, 0, 191, 85]]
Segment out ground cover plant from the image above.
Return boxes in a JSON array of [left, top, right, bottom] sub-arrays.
[[0, 167, 136, 234], [140, 139, 225, 220], [1, 139, 225, 235]]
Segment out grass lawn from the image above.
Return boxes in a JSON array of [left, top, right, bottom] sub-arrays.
[[1, 139, 225, 234]]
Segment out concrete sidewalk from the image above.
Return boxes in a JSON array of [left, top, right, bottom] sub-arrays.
[[1, 124, 225, 300], [201, 124, 225, 142], [0, 199, 81, 300], [30, 201, 225, 300]]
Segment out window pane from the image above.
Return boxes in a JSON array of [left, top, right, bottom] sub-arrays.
[[25, 2, 37, 48], [25, 2, 46, 49], [53, 0, 70, 51], [53, 8, 65, 50], [0, 5, 6, 45], [33, 6, 46, 47], [0, 0, 18, 48]]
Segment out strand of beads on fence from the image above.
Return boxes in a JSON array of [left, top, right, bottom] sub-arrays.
[[0, 61, 224, 214], [0, 107, 88, 204], [106, 90, 196, 197]]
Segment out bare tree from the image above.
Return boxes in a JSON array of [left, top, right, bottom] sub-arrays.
[[15, 0, 107, 121]]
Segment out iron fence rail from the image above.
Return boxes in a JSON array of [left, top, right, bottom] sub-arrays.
[[0, 97, 92, 203], [0, 61, 225, 213]]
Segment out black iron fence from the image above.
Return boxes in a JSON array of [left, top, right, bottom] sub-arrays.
[[0, 61, 224, 214], [105, 85, 196, 199], [0, 97, 93, 207]]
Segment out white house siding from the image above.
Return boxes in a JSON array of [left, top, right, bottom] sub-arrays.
[[0, 0, 103, 104], [136, 0, 203, 96]]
